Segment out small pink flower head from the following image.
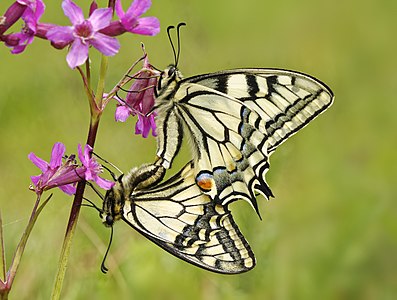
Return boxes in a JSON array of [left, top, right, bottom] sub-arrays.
[[0, 0, 45, 54], [77, 144, 115, 190], [101, 0, 160, 37], [28, 142, 81, 195], [46, 0, 120, 68], [115, 54, 160, 138], [29, 142, 114, 196]]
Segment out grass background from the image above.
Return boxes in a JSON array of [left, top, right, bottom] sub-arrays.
[[0, 0, 396, 299]]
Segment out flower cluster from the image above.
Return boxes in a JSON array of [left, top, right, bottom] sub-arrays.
[[114, 53, 159, 138], [0, 0, 160, 68], [29, 142, 114, 196]]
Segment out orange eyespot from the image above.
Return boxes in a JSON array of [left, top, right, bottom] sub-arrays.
[[196, 172, 213, 192]]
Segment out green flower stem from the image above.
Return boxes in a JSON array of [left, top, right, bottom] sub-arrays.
[[0, 212, 6, 285], [95, 55, 109, 110], [0, 195, 52, 300], [85, 59, 91, 91], [51, 56, 105, 299], [50, 181, 86, 300], [51, 116, 100, 300]]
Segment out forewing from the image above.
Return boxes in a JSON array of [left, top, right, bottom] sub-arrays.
[[184, 68, 334, 153], [122, 162, 256, 274]]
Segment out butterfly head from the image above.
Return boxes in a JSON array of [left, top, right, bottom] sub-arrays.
[[101, 179, 125, 227], [155, 23, 186, 97], [156, 64, 183, 96]]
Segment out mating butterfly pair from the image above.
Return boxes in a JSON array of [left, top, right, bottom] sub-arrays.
[[100, 24, 334, 274]]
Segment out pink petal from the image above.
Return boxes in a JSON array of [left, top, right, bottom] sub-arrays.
[[62, 0, 84, 25], [49, 142, 65, 168], [28, 152, 49, 172], [127, 0, 152, 18], [59, 184, 77, 195], [83, 144, 93, 162], [131, 17, 160, 36], [77, 144, 84, 165], [66, 38, 89, 68], [88, 7, 113, 31], [8, 32, 34, 54], [135, 114, 150, 137], [46, 26, 74, 44], [22, 0, 45, 32], [35, 0, 46, 19], [115, 0, 125, 18], [84, 168, 95, 181], [115, 105, 131, 122], [150, 115, 157, 136], [94, 176, 115, 190], [90, 33, 120, 56], [30, 174, 41, 186]]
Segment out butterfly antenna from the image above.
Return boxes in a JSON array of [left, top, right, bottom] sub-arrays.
[[101, 226, 114, 274], [167, 25, 177, 66], [82, 196, 103, 213], [84, 180, 105, 200], [175, 22, 186, 67], [92, 152, 122, 180]]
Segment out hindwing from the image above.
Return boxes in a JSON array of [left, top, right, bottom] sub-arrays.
[[122, 161, 256, 274]]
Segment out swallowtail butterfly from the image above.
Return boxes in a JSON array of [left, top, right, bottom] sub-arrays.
[[102, 162, 256, 273], [101, 24, 334, 273], [153, 67, 334, 215]]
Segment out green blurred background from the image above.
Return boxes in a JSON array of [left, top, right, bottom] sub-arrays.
[[0, 0, 396, 299]]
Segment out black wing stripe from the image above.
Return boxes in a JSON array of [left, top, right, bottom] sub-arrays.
[[156, 109, 183, 168], [122, 162, 255, 274]]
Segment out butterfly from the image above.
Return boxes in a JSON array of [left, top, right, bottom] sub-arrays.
[[102, 161, 256, 274], [101, 24, 334, 273], [152, 70, 333, 216]]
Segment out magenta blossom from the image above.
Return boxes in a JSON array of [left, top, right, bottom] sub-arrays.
[[77, 144, 114, 190], [115, 54, 159, 138], [29, 142, 114, 196], [101, 0, 160, 37], [0, 0, 45, 54], [46, 0, 120, 68], [29, 142, 81, 195]]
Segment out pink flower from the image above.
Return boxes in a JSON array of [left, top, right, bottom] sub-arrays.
[[77, 144, 114, 190], [0, 0, 45, 54], [28, 142, 81, 195], [29, 142, 114, 196], [114, 54, 159, 138], [46, 0, 120, 68], [100, 0, 160, 37]]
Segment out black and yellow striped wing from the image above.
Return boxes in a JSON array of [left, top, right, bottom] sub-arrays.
[[155, 68, 334, 214], [122, 161, 256, 274]]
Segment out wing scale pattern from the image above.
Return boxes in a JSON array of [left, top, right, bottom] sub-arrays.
[[122, 162, 256, 274], [154, 68, 333, 214]]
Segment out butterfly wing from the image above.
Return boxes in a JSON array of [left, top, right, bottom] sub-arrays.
[[122, 161, 256, 274], [184, 68, 334, 153], [155, 68, 333, 214]]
